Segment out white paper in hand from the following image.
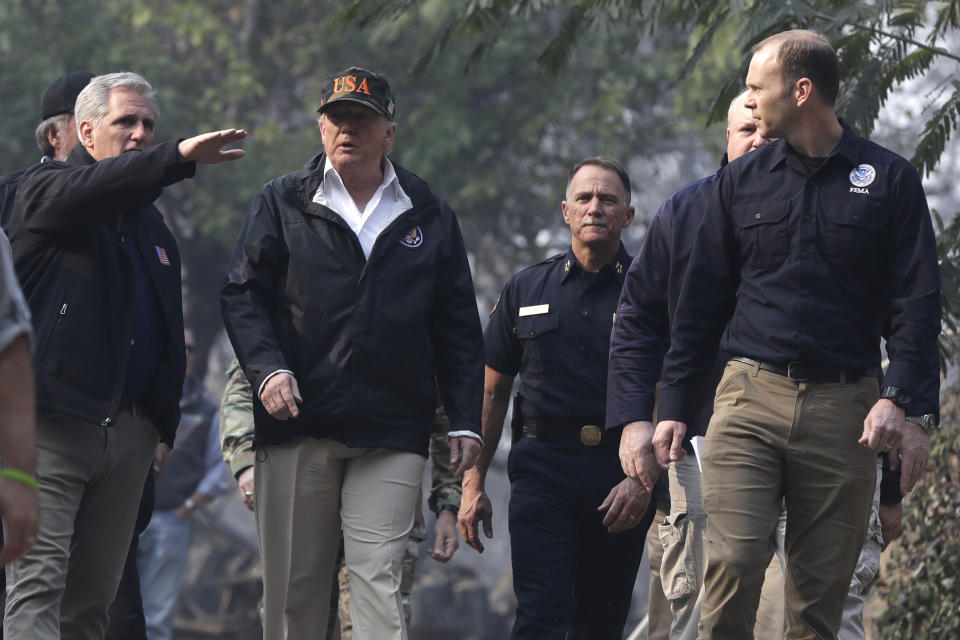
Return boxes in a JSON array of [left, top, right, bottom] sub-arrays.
[[691, 435, 706, 473]]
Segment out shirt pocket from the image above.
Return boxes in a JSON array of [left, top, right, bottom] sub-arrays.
[[733, 199, 791, 271], [823, 203, 889, 270], [514, 313, 561, 375]]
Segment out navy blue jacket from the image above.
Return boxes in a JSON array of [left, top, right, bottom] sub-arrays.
[[658, 124, 941, 423], [606, 172, 725, 445], [220, 153, 483, 456], [7, 141, 191, 445]]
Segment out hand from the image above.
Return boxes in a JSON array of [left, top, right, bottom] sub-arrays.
[[428, 510, 459, 563], [237, 466, 255, 511], [878, 503, 902, 550], [450, 436, 481, 478], [260, 372, 302, 420], [173, 503, 192, 519], [0, 477, 38, 566], [177, 129, 247, 164], [153, 443, 171, 476], [619, 421, 661, 494], [652, 420, 687, 469], [598, 476, 651, 533], [458, 473, 494, 553], [894, 421, 930, 494], [859, 399, 906, 452]]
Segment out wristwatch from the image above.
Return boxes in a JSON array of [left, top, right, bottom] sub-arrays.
[[879, 386, 911, 409], [905, 414, 939, 433], [184, 497, 197, 513]]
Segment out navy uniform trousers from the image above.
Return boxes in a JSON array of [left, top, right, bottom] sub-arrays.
[[508, 436, 653, 639]]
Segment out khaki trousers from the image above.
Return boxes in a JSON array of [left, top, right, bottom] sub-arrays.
[[698, 360, 877, 640], [255, 438, 425, 640], [647, 504, 672, 640], [4, 409, 158, 639]]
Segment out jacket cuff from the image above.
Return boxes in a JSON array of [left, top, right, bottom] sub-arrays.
[[230, 449, 256, 479], [883, 359, 937, 414], [654, 386, 689, 424]]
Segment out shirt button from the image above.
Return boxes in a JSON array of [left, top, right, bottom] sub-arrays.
[[130, 338, 135, 346], [854, 215, 862, 222], [581, 310, 590, 318], [754, 212, 761, 219], [529, 331, 535, 337]]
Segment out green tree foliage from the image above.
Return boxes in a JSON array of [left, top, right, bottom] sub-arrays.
[[877, 386, 960, 639], [344, 0, 960, 176], [1, 0, 723, 344]]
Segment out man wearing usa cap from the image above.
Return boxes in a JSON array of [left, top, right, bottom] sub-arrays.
[[0, 70, 95, 231], [221, 66, 483, 640], [4, 71, 246, 639]]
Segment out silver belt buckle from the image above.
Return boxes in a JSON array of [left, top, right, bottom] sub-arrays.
[[786, 362, 807, 381], [580, 425, 602, 446]]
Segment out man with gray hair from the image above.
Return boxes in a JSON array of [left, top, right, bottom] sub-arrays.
[[0, 70, 95, 230], [4, 71, 246, 639]]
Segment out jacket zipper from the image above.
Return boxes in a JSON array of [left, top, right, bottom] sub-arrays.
[[101, 231, 135, 427]]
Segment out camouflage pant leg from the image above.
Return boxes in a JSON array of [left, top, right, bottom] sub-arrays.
[[398, 537, 419, 627]]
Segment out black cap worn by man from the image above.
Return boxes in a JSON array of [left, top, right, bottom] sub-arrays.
[[317, 66, 396, 120], [41, 70, 96, 119], [0, 70, 96, 232]]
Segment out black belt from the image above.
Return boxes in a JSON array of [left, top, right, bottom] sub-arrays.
[[519, 420, 612, 446], [730, 357, 878, 384]]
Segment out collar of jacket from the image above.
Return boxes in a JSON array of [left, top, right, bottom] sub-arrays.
[[66, 142, 97, 167], [280, 152, 440, 219]]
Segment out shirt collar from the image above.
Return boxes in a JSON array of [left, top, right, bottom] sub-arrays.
[[322, 156, 399, 196], [560, 243, 630, 285], [765, 119, 862, 174]]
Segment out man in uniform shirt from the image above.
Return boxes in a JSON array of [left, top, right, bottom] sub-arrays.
[[220, 66, 483, 640], [654, 30, 941, 639], [459, 157, 653, 639]]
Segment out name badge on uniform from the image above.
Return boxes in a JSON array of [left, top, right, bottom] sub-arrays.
[[518, 304, 550, 317]]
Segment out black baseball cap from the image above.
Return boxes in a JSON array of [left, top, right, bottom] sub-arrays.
[[317, 67, 395, 120], [41, 71, 96, 120]]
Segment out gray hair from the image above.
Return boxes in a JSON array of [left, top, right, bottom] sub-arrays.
[[74, 71, 158, 135], [34, 113, 73, 158], [565, 156, 632, 206]]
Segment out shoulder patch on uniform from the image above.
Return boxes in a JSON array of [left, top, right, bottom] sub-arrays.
[[399, 226, 423, 248]]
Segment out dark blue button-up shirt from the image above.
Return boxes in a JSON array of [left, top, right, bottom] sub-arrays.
[[486, 244, 632, 424], [606, 170, 727, 442], [659, 124, 941, 422]]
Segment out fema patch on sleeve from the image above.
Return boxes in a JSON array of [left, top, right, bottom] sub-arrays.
[[849, 164, 876, 188], [399, 226, 423, 248]]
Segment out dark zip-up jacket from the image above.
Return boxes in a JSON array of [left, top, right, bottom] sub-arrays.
[[220, 153, 484, 456], [7, 141, 192, 445]]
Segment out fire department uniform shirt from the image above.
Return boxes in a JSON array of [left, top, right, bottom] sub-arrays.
[[658, 122, 941, 423], [485, 244, 631, 424]]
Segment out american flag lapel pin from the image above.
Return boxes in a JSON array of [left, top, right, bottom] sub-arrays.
[[155, 246, 171, 266]]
